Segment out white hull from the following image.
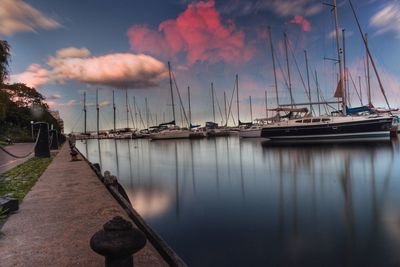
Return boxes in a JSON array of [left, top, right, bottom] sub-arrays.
[[239, 128, 262, 138], [150, 130, 191, 140]]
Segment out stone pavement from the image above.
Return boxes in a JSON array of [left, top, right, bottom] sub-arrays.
[[0, 143, 34, 174], [0, 143, 168, 267]]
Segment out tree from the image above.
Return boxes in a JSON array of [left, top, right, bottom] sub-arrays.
[[0, 40, 10, 84]]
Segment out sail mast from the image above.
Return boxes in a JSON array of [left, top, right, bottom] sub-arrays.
[[284, 32, 294, 107], [342, 29, 349, 107], [125, 89, 129, 128], [304, 50, 312, 113], [249, 96, 253, 122], [96, 89, 99, 136], [268, 26, 280, 107], [236, 74, 240, 123], [188, 86, 192, 127], [265, 90, 268, 119], [365, 33, 371, 107], [133, 96, 138, 129], [83, 91, 87, 134], [333, 0, 346, 114], [224, 91, 227, 126], [145, 97, 149, 129], [168, 61, 176, 123], [211, 82, 216, 123], [112, 90, 116, 131]]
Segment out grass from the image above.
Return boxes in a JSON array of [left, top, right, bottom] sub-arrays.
[[0, 157, 53, 202]]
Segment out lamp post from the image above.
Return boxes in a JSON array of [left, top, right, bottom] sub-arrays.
[[30, 121, 34, 140]]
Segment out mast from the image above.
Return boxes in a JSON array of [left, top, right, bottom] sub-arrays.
[[365, 33, 371, 106], [133, 96, 138, 130], [145, 97, 149, 129], [268, 26, 280, 106], [249, 96, 253, 122], [224, 91, 227, 126], [96, 89, 99, 136], [211, 83, 216, 123], [125, 89, 129, 128], [168, 61, 176, 123], [265, 90, 268, 119], [83, 91, 87, 134], [112, 90, 116, 131], [333, 0, 346, 114], [236, 74, 240, 123], [315, 70, 321, 116], [188, 86, 192, 127], [342, 29, 348, 107], [284, 32, 294, 107], [358, 76, 363, 105], [304, 50, 312, 113]]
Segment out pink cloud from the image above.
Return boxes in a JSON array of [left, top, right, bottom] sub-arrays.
[[289, 15, 312, 32], [127, 1, 255, 65], [10, 63, 49, 88]]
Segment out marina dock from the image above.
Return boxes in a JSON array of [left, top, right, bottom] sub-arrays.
[[0, 143, 169, 267]]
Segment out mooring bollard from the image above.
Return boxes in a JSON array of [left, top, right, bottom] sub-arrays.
[[90, 216, 146, 267], [34, 122, 50, 158]]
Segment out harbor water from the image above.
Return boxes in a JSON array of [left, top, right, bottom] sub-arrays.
[[77, 137, 400, 266]]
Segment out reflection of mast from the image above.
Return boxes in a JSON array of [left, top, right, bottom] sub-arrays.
[[239, 140, 245, 200], [190, 140, 196, 195], [97, 139, 102, 168], [340, 155, 355, 237], [114, 139, 119, 178], [174, 143, 180, 219], [214, 138, 220, 196]]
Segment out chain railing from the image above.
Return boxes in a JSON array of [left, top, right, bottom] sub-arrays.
[[0, 129, 41, 159]]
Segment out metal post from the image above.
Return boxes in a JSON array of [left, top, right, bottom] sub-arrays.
[[34, 122, 50, 158]]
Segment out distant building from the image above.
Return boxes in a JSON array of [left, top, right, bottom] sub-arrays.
[[49, 110, 64, 133]]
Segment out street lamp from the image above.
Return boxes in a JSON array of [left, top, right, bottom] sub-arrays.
[[30, 121, 34, 140]]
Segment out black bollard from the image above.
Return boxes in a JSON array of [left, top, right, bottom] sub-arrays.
[[34, 122, 50, 158], [49, 129, 59, 150], [90, 216, 146, 267]]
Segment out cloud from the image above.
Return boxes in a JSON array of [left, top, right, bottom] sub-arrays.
[[45, 99, 76, 108], [220, 0, 322, 17], [11, 47, 167, 89], [327, 29, 353, 39], [0, 0, 61, 36], [127, 1, 255, 65], [10, 64, 49, 88], [55, 47, 90, 59], [99, 100, 111, 108], [47, 94, 61, 100], [48, 52, 167, 88], [370, 2, 400, 38], [289, 15, 311, 32]]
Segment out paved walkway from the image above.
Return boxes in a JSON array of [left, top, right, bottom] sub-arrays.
[[0, 143, 35, 174], [0, 143, 168, 267]]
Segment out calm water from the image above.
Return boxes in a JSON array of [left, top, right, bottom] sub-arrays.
[[77, 137, 400, 267]]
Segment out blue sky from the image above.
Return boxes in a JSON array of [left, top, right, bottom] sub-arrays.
[[2, 0, 400, 132]]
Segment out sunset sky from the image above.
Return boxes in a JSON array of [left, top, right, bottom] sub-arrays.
[[2, 0, 400, 132]]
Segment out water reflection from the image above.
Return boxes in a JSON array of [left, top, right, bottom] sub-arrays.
[[77, 138, 400, 267]]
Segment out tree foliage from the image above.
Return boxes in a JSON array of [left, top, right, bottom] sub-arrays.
[[0, 40, 10, 84]]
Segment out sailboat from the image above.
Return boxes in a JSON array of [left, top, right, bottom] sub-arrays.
[[239, 96, 263, 138], [150, 62, 191, 140], [261, 0, 395, 143]]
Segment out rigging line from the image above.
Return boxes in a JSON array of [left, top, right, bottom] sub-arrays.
[[348, 71, 363, 106], [288, 43, 315, 115], [0, 129, 41, 159], [128, 102, 135, 129], [70, 110, 84, 133], [136, 105, 146, 129], [348, 0, 391, 110], [226, 78, 237, 126], [311, 70, 330, 114], [99, 110, 112, 130], [214, 88, 225, 124], [276, 52, 293, 104], [171, 71, 189, 126]]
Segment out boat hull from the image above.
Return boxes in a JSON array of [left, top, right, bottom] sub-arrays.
[[239, 129, 262, 138], [150, 130, 191, 140], [261, 117, 393, 143]]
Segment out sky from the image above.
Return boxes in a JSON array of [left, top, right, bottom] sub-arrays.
[[2, 0, 400, 132]]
